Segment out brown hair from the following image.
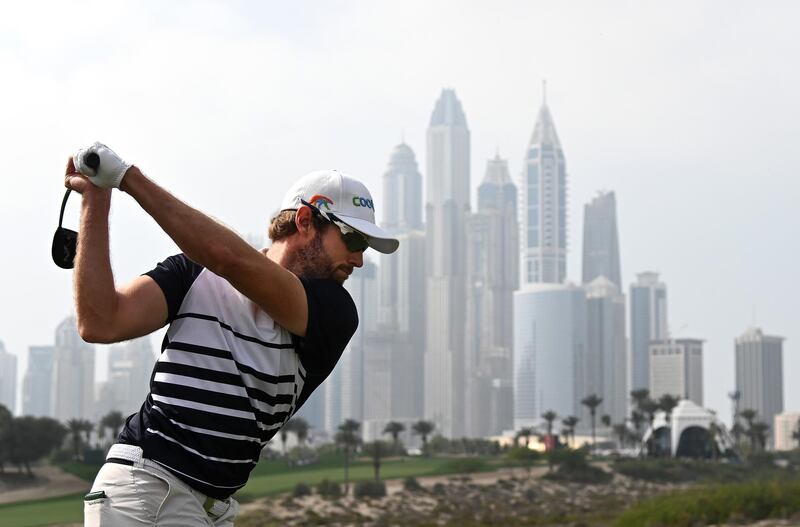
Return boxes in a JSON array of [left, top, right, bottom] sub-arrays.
[[268, 210, 329, 242]]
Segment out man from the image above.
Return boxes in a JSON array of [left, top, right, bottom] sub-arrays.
[[66, 143, 398, 526]]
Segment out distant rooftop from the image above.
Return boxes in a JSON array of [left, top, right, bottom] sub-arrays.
[[429, 88, 468, 128]]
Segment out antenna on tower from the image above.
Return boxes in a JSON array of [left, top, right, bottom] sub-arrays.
[[542, 79, 547, 105], [401, 128, 405, 144]]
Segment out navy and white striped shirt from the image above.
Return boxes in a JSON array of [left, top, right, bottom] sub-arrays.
[[118, 254, 357, 499]]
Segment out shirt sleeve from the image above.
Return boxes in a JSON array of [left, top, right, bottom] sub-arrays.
[[143, 253, 205, 323], [295, 278, 358, 374]]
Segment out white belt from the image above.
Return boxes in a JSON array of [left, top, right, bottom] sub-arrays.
[[105, 444, 229, 518], [106, 443, 144, 465]]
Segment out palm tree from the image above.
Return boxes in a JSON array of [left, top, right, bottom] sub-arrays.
[[581, 395, 603, 452], [707, 421, 721, 460], [739, 408, 758, 450], [728, 390, 741, 446], [99, 411, 125, 445], [66, 419, 84, 460], [541, 410, 557, 444], [382, 421, 405, 451], [601, 414, 612, 429], [640, 399, 660, 456], [411, 420, 435, 456], [335, 419, 361, 495], [362, 440, 388, 481], [79, 419, 94, 449], [751, 421, 769, 452], [516, 427, 534, 448], [562, 416, 579, 448], [658, 394, 680, 426], [630, 389, 650, 412], [612, 423, 628, 450], [279, 420, 293, 456], [792, 417, 800, 449], [288, 417, 309, 447], [630, 411, 644, 451]]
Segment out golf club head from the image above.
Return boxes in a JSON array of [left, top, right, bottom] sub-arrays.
[[52, 226, 77, 269]]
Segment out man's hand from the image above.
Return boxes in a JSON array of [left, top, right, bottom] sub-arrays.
[[73, 142, 132, 189], [64, 157, 111, 199]]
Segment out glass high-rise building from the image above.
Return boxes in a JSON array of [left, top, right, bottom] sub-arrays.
[[735, 328, 784, 448], [584, 277, 627, 425], [465, 154, 518, 437], [23, 345, 54, 417], [0, 340, 17, 414], [629, 272, 668, 393], [514, 283, 587, 428], [582, 191, 621, 288], [649, 339, 704, 406], [51, 316, 95, 421], [424, 89, 470, 437], [378, 143, 426, 427], [381, 143, 423, 232], [520, 92, 568, 285]]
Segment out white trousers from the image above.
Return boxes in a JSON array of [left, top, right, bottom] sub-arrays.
[[84, 453, 239, 526]]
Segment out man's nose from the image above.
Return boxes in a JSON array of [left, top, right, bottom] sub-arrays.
[[350, 250, 364, 268]]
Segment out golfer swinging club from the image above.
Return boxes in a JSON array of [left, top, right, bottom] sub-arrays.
[[66, 142, 399, 526]]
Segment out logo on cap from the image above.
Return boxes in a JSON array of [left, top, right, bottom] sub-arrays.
[[309, 195, 334, 210], [352, 196, 375, 210]]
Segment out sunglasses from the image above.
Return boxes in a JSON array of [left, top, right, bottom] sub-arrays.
[[300, 199, 369, 253]]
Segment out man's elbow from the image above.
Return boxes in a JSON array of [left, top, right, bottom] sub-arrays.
[[77, 320, 117, 344]]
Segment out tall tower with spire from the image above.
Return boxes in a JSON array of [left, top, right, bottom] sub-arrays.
[[465, 154, 518, 437], [424, 88, 470, 437], [520, 82, 568, 285]]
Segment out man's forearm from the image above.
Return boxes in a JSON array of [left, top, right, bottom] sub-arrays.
[[74, 190, 118, 340], [119, 167, 256, 276], [118, 167, 309, 336]]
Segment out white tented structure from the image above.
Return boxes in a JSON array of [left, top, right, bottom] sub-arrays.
[[640, 399, 734, 458]]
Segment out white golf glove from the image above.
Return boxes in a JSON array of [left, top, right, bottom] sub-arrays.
[[73, 142, 132, 189]]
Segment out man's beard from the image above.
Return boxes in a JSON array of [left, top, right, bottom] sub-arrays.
[[291, 229, 336, 281]]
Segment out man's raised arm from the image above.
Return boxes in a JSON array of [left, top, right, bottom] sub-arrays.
[[67, 158, 169, 343], [66, 148, 310, 337]]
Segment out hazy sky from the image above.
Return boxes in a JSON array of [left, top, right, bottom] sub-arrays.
[[1, 1, 797, 422]]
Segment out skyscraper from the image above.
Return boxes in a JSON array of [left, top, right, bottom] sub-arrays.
[[582, 191, 621, 288], [736, 328, 784, 447], [22, 346, 54, 417], [378, 143, 426, 427], [514, 283, 587, 428], [465, 154, 518, 436], [318, 258, 380, 433], [629, 272, 668, 393], [424, 89, 470, 437], [583, 277, 627, 425], [0, 340, 17, 413], [520, 89, 568, 285], [649, 339, 704, 406], [51, 316, 95, 421], [96, 337, 156, 418], [381, 142, 423, 232]]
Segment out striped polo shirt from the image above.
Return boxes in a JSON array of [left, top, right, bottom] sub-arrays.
[[118, 254, 357, 499]]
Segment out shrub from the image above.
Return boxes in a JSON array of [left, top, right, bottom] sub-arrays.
[[354, 480, 387, 498], [403, 476, 424, 492], [293, 482, 311, 497], [614, 479, 800, 527], [317, 478, 342, 498]]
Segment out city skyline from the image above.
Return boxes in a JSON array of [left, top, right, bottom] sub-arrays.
[[1, 1, 798, 426]]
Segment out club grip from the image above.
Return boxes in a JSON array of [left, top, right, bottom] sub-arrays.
[[85, 152, 100, 171]]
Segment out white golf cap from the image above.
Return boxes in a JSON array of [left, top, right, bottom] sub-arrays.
[[280, 170, 399, 254]]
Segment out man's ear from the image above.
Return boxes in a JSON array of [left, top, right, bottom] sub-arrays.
[[294, 206, 315, 236]]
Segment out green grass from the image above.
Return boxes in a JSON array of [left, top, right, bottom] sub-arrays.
[[0, 454, 520, 526], [236, 453, 512, 500], [614, 478, 800, 527], [0, 493, 86, 527], [57, 460, 103, 482]]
